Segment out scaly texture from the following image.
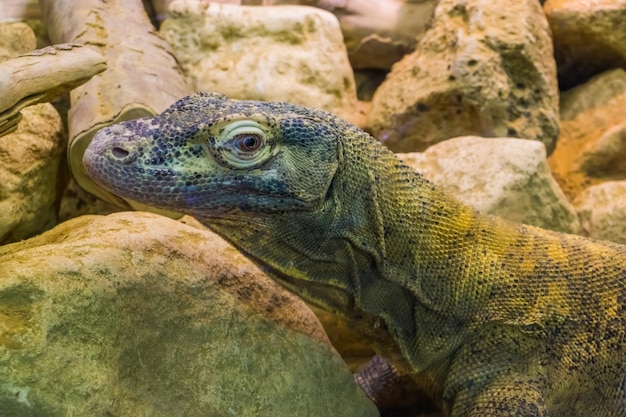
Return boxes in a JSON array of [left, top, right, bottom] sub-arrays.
[[83, 92, 626, 416]]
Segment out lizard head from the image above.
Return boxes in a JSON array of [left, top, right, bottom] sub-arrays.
[[83, 92, 341, 218]]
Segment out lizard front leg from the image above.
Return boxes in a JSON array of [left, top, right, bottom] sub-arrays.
[[448, 377, 549, 417], [440, 324, 550, 416]]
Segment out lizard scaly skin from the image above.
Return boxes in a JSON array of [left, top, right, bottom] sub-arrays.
[[83, 92, 626, 416]]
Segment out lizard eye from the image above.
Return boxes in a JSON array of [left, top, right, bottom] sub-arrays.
[[233, 133, 263, 153], [214, 120, 273, 168]]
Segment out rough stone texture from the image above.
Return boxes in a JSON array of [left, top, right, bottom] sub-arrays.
[[253, 0, 437, 70], [365, 0, 560, 153], [548, 68, 626, 201], [398, 136, 581, 234], [0, 212, 379, 417], [160, 1, 361, 125], [0, 103, 65, 244], [0, 22, 36, 61], [544, 0, 626, 90], [575, 181, 626, 244]]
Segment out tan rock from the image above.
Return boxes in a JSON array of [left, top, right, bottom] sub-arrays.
[[548, 69, 626, 201], [160, 1, 360, 124], [253, 0, 437, 70], [544, 0, 626, 90], [0, 22, 36, 61], [365, 0, 559, 153], [0, 103, 65, 244], [575, 181, 626, 243], [0, 212, 379, 417], [398, 136, 581, 234]]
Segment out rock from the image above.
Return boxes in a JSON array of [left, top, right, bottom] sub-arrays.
[[575, 181, 626, 244], [398, 136, 581, 234], [0, 22, 36, 61], [0, 103, 65, 244], [254, 0, 437, 70], [548, 69, 626, 201], [544, 0, 626, 90], [0, 212, 379, 417], [365, 0, 559, 153], [160, 2, 360, 125]]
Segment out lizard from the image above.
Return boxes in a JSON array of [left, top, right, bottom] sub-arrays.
[[82, 92, 626, 416]]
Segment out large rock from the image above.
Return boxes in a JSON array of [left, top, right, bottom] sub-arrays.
[[0, 103, 65, 244], [398, 136, 581, 234], [0, 22, 36, 61], [0, 212, 378, 417], [160, 1, 361, 124], [575, 181, 626, 244], [365, 0, 559, 153], [253, 0, 437, 70], [548, 68, 626, 201], [544, 0, 626, 90]]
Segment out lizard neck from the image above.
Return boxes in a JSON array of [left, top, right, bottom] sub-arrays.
[[205, 127, 493, 379], [334, 128, 486, 374]]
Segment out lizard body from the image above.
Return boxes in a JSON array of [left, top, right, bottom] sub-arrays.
[[83, 92, 626, 416]]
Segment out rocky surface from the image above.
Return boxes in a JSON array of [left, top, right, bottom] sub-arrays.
[[0, 212, 379, 417], [0, 103, 65, 244], [548, 68, 626, 202], [398, 136, 581, 234], [544, 0, 626, 90], [575, 181, 626, 244], [0, 22, 35, 60], [2, 0, 626, 416], [252, 0, 437, 70], [365, 0, 560, 153], [160, 1, 361, 125]]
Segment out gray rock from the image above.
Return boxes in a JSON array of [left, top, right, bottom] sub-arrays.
[[398, 136, 581, 234], [365, 0, 559, 153], [0, 212, 379, 417]]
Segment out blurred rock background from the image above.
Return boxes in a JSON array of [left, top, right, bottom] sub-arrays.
[[1, 1, 626, 416]]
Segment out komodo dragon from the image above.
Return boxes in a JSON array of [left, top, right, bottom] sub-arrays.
[[82, 92, 626, 416]]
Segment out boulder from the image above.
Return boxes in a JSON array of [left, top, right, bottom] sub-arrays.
[[548, 68, 626, 201], [0, 22, 36, 61], [544, 0, 626, 90], [251, 0, 437, 70], [160, 1, 361, 125], [0, 103, 65, 244], [575, 181, 626, 244], [0, 212, 379, 417], [398, 136, 581, 234], [365, 0, 559, 153]]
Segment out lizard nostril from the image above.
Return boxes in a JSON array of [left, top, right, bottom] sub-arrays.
[[112, 147, 130, 159]]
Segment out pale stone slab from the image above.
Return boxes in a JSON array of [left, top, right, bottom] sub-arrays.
[[398, 136, 581, 234], [575, 181, 626, 244], [160, 1, 360, 124]]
